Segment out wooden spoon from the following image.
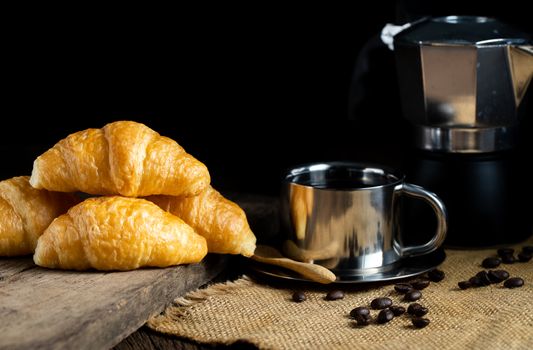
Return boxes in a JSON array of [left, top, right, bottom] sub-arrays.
[[251, 245, 337, 284]]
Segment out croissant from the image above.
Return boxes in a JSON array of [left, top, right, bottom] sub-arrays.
[[148, 186, 256, 257], [0, 176, 79, 256], [30, 121, 210, 197], [34, 196, 208, 270]]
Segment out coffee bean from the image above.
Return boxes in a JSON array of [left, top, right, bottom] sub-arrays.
[[377, 309, 394, 324], [458, 281, 471, 289], [292, 291, 306, 302], [475, 271, 492, 286], [389, 305, 406, 316], [407, 303, 423, 315], [413, 306, 428, 317], [350, 306, 370, 319], [518, 252, 532, 262], [469, 272, 491, 287], [411, 279, 430, 290], [325, 290, 344, 301], [428, 269, 445, 282], [522, 246, 533, 254], [487, 270, 509, 283], [469, 276, 482, 287], [482, 257, 501, 268], [407, 303, 428, 317], [370, 297, 393, 309], [394, 283, 413, 294], [486, 273, 499, 284], [412, 317, 430, 328], [404, 290, 422, 302], [497, 248, 514, 257], [504, 277, 524, 289], [354, 313, 372, 326], [501, 254, 516, 264]]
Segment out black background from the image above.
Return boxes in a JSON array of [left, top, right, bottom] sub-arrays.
[[3, 2, 532, 195]]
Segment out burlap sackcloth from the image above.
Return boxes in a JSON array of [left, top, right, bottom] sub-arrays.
[[148, 241, 533, 350]]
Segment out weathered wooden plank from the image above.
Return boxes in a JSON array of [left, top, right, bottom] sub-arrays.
[[0, 254, 227, 350], [0, 257, 36, 280]]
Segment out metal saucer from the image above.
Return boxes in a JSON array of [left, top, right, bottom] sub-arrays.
[[250, 248, 446, 284]]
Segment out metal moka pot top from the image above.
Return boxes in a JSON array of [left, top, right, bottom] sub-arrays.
[[393, 16, 533, 153]]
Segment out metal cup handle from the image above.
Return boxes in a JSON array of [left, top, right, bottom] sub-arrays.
[[394, 183, 448, 257]]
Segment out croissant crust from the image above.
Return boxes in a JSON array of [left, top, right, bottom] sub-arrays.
[[148, 186, 256, 257], [0, 176, 78, 256], [30, 121, 210, 197], [34, 196, 208, 270]]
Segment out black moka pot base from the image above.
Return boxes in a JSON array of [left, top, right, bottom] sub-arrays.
[[403, 150, 533, 247]]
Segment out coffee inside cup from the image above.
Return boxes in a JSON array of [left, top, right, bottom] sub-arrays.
[[287, 164, 401, 190]]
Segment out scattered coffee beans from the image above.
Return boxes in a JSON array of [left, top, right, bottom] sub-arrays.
[[287, 242, 530, 333], [427, 269, 445, 282], [394, 283, 412, 294], [504, 277, 524, 289], [377, 309, 394, 324], [389, 305, 406, 316], [292, 291, 306, 302], [482, 257, 501, 268], [461, 243, 531, 290], [350, 306, 370, 319], [411, 279, 430, 290], [325, 290, 344, 301], [404, 290, 422, 302], [371, 297, 393, 309], [412, 317, 430, 328], [461, 268, 513, 289], [517, 252, 532, 262]]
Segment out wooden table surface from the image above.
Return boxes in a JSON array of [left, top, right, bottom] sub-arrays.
[[0, 255, 227, 350]]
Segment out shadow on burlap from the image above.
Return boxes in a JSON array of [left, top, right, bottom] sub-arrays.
[[148, 240, 533, 350]]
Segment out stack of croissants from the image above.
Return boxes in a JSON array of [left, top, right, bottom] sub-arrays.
[[0, 121, 256, 270]]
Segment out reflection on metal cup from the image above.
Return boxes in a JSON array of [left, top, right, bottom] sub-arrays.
[[280, 162, 447, 277]]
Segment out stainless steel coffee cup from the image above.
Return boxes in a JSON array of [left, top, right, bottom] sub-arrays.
[[280, 162, 447, 277]]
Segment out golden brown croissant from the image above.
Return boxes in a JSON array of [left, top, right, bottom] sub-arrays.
[[148, 186, 256, 257], [0, 176, 79, 256], [30, 121, 210, 197], [34, 196, 208, 270]]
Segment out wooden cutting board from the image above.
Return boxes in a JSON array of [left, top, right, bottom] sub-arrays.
[[0, 254, 227, 350]]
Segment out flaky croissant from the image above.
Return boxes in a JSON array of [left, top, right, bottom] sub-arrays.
[[34, 196, 208, 270], [30, 121, 210, 197], [148, 186, 256, 257], [0, 176, 79, 256]]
